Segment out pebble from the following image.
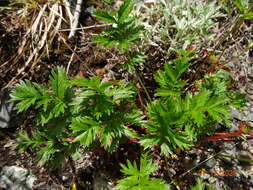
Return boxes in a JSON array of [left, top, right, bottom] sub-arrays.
[[0, 166, 36, 190], [206, 158, 216, 168]]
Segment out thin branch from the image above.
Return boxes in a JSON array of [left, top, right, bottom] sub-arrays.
[[68, 0, 83, 38], [59, 24, 112, 32]]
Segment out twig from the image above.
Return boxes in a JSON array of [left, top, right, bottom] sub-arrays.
[[68, 0, 83, 38], [59, 24, 112, 32], [66, 45, 77, 75], [135, 71, 152, 103], [58, 32, 96, 76]]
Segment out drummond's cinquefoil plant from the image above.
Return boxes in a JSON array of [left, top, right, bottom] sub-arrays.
[[11, 67, 143, 167], [140, 50, 244, 156]]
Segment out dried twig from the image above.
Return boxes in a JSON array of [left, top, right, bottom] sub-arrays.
[[68, 0, 83, 38]]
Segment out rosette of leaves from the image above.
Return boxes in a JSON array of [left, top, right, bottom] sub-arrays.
[[11, 67, 143, 167], [140, 50, 236, 156], [139, 99, 192, 156], [70, 76, 144, 151], [113, 153, 169, 190]]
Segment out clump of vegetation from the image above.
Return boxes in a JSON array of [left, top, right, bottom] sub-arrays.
[[93, 0, 145, 71], [143, 0, 225, 51], [3, 0, 249, 189], [11, 67, 143, 167]]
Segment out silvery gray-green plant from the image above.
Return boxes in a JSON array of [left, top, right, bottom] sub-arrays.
[[143, 0, 225, 50]]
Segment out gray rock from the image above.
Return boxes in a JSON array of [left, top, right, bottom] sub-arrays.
[[206, 158, 216, 168], [208, 176, 216, 184], [231, 109, 246, 121], [229, 122, 239, 132], [167, 168, 176, 177], [0, 166, 36, 190], [246, 113, 253, 121], [0, 101, 14, 128]]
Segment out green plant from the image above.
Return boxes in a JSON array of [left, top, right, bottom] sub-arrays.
[[11, 67, 143, 167], [93, 0, 143, 51], [154, 50, 193, 97], [190, 177, 220, 190], [93, 0, 145, 71], [113, 153, 169, 190], [140, 50, 242, 156], [232, 0, 253, 14], [195, 69, 246, 110], [70, 76, 143, 151]]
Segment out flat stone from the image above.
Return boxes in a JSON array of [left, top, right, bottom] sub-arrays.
[[0, 166, 36, 190]]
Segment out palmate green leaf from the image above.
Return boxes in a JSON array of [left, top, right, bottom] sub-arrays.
[[140, 100, 192, 156], [49, 67, 69, 100], [118, 0, 134, 23], [93, 0, 142, 52], [71, 76, 118, 93], [140, 130, 191, 156], [71, 117, 98, 147], [140, 101, 191, 156], [110, 85, 135, 101], [10, 80, 47, 113], [184, 90, 230, 127], [95, 21, 142, 51], [93, 10, 117, 24]]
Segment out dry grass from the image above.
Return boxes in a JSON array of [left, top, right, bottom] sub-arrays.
[[0, 0, 87, 88]]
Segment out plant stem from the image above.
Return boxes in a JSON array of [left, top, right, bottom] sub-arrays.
[[218, 154, 253, 163], [135, 71, 152, 103]]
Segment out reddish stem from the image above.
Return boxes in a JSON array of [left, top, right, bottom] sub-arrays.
[[200, 131, 242, 141]]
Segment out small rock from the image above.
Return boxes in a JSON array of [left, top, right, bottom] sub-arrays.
[[0, 166, 36, 190], [206, 158, 216, 168], [62, 175, 68, 182], [167, 168, 176, 177], [246, 113, 253, 121], [0, 101, 14, 128], [231, 109, 246, 121], [208, 176, 216, 184], [229, 122, 239, 132]]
